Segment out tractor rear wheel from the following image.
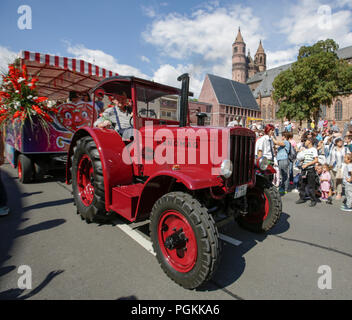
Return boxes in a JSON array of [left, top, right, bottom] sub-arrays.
[[72, 136, 106, 223], [237, 177, 281, 233], [150, 191, 221, 289]]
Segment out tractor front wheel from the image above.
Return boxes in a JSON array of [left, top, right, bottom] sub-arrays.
[[72, 136, 106, 223], [237, 177, 281, 233], [150, 192, 221, 289]]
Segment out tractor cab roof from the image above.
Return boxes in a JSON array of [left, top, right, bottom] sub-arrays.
[[91, 75, 193, 103]]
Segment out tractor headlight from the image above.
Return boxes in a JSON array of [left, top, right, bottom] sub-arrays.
[[258, 157, 269, 171], [221, 160, 233, 179]]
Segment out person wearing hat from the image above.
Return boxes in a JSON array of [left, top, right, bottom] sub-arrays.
[[329, 137, 350, 200]]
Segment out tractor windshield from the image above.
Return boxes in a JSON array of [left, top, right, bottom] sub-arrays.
[[136, 84, 180, 123]]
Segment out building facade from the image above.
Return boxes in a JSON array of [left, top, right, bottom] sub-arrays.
[[199, 74, 260, 127]]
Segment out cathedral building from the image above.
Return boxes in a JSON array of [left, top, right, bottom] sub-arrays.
[[230, 28, 352, 128], [199, 27, 352, 128]]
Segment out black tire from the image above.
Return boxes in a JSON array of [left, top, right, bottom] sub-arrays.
[[33, 161, 45, 182], [149, 191, 221, 289], [237, 176, 282, 233], [71, 136, 106, 223], [17, 154, 34, 184]]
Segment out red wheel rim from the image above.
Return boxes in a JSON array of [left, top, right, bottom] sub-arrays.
[[18, 161, 22, 180], [244, 187, 269, 223], [77, 155, 95, 207], [158, 210, 197, 273]]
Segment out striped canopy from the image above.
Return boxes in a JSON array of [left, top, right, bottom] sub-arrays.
[[20, 50, 118, 100]]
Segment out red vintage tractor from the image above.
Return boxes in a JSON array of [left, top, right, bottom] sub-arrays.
[[66, 74, 282, 289]]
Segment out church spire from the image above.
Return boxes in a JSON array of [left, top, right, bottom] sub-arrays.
[[235, 27, 244, 43], [256, 40, 265, 54], [254, 40, 266, 72]]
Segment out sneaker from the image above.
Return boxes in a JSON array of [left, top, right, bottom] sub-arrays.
[[0, 206, 9, 216], [296, 199, 306, 204], [309, 201, 317, 207], [341, 205, 352, 212], [292, 189, 299, 193]]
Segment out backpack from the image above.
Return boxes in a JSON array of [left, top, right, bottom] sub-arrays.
[[287, 142, 297, 162]]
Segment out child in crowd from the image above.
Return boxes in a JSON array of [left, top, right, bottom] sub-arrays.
[[320, 164, 332, 203], [341, 153, 352, 212]]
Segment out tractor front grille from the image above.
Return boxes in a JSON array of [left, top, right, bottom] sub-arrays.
[[230, 134, 255, 186]]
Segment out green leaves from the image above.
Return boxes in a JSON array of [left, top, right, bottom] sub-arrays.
[[273, 39, 352, 122]]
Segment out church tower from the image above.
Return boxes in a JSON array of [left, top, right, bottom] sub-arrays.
[[232, 28, 247, 83], [254, 40, 267, 72]]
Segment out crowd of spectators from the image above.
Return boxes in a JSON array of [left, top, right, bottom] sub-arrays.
[[254, 118, 352, 212]]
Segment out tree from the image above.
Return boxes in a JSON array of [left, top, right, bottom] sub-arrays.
[[272, 39, 352, 123]]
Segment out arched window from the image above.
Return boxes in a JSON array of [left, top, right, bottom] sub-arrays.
[[335, 100, 342, 121], [260, 56, 263, 64], [234, 47, 238, 54]]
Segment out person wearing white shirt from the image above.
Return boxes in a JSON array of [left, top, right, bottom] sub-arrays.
[[256, 124, 275, 162], [296, 138, 319, 207]]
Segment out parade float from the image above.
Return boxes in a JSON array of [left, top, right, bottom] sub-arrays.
[[0, 50, 117, 183]]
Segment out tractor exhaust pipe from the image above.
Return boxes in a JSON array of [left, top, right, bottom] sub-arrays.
[[177, 73, 189, 127]]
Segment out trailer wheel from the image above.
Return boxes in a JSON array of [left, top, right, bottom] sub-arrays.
[[17, 154, 34, 184], [150, 192, 221, 289], [72, 136, 106, 223], [237, 177, 282, 233]]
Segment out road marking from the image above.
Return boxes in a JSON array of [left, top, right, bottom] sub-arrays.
[[219, 234, 242, 246], [116, 222, 156, 256]]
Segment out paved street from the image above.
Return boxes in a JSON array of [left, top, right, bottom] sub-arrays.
[[0, 162, 351, 300]]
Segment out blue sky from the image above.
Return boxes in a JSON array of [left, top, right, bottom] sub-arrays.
[[1, 0, 352, 96]]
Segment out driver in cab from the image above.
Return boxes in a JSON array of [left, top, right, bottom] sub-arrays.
[[94, 93, 133, 136]]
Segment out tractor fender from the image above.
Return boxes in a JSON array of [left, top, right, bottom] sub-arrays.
[[66, 127, 133, 211], [135, 168, 223, 220]]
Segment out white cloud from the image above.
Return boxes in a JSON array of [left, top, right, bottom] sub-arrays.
[[152, 64, 204, 96], [143, 4, 264, 62], [142, 3, 265, 86], [279, 0, 352, 48], [266, 47, 299, 69], [65, 43, 149, 78], [141, 55, 151, 63], [141, 5, 157, 18], [0, 46, 17, 74]]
